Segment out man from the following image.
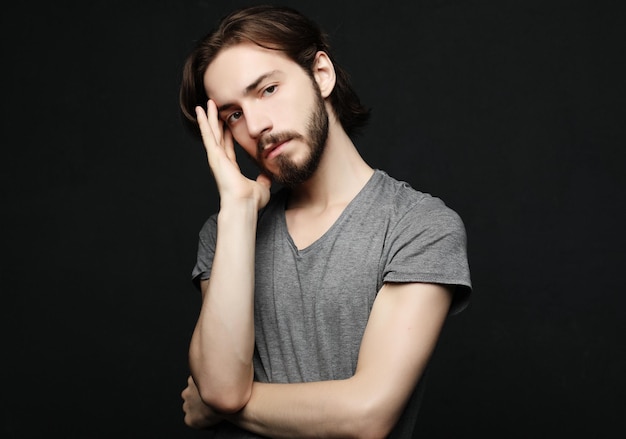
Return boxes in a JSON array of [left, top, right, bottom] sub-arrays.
[[179, 5, 471, 438]]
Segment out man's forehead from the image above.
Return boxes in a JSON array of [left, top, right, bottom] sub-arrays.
[[204, 43, 293, 98]]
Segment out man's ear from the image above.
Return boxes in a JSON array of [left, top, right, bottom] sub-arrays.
[[312, 51, 336, 98]]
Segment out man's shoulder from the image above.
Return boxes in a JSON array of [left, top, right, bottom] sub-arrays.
[[371, 170, 455, 218]]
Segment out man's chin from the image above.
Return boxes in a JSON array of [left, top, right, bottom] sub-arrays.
[[275, 166, 317, 187]]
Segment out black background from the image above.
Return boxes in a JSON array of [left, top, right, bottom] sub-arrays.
[[2, 0, 625, 437]]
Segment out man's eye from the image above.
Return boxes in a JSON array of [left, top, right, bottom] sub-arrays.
[[263, 85, 277, 96], [227, 111, 242, 124]]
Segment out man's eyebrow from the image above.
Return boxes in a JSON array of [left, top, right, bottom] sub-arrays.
[[217, 70, 281, 113]]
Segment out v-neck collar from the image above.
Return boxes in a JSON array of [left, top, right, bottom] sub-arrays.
[[278, 170, 382, 255]]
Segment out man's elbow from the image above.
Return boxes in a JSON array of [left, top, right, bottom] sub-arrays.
[[353, 416, 396, 439], [347, 397, 401, 439], [197, 382, 252, 414]]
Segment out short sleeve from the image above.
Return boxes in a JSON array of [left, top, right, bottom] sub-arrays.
[[383, 196, 472, 315], [191, 214, 218, 291]]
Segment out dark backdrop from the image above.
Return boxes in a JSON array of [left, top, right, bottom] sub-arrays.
[[2, 0, 624, 437]]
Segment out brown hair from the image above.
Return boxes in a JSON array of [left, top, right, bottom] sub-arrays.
[[179, 4, 370, 139]]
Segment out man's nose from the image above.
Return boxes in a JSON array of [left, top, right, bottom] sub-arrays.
[[244, 104, 272, 139]]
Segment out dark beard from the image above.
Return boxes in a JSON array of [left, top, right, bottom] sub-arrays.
[[255, 86, 329, 187]]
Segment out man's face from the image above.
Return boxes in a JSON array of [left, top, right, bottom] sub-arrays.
[[203, 43, 329, 186]]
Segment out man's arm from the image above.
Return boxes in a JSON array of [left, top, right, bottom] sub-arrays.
[[224, 282, 453, 438], [188, 101, 271, 413], [189, 207, 257, 413]]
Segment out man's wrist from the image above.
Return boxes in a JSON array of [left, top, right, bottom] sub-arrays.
[[218, 198, 259, 222]]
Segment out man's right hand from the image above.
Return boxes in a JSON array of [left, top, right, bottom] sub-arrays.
[[196, 100, 271, 210]]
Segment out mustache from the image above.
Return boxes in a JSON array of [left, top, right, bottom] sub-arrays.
[[257, 131, 304, 156]]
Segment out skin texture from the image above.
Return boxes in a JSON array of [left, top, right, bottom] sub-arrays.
[[181, 42, 453, 438]]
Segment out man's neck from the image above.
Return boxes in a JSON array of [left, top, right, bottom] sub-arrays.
[[287, 119, 374, 211]]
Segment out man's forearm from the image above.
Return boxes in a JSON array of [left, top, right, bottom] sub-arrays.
[[189, 201, 258, 412], [224, 378, 404, 439], [221, 282, 452, 438]]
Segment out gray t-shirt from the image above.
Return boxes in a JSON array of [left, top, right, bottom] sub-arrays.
[[191, 169, 472, 438]]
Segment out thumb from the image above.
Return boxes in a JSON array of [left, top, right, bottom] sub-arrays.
[[256, 173, 272, 190]]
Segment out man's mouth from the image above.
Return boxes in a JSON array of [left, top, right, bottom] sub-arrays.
[[263, 139, 289, 160]]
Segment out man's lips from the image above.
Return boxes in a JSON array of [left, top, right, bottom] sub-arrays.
[[263, 139, 289, 160]]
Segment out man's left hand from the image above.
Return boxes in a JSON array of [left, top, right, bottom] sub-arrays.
[[181, 375, 223, 429]]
